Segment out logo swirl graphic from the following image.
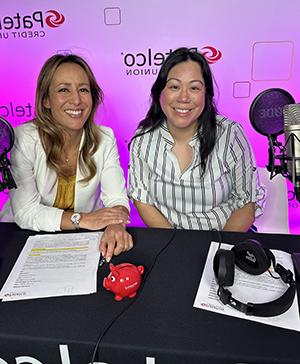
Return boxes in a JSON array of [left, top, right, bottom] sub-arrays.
[[201, 46, 222, 64], [45, 10, 65, 28]]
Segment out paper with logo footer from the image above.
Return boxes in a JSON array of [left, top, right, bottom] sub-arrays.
[[0, 232, 101, 301], [193, 241, 300, 331]]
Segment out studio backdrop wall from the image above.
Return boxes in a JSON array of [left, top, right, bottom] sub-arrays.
[[0, 0, 299, 232]]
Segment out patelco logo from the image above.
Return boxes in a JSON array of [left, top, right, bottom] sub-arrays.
[[45, 10, 65, 28], [0, 101, 33, 124], [0, 9, 65, 40], [0, 344, 157, 363], [201, 46, 222, 64], [121, 45, 222, 76]]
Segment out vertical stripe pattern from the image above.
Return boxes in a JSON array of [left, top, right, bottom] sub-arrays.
[[128, 116, 266, 230]]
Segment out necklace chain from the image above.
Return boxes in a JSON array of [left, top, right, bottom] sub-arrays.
[[63, 147, 80, 165]]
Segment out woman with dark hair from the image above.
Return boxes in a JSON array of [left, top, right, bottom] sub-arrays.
[[3, 53, 133, 261], [129, 47, 265, 231]]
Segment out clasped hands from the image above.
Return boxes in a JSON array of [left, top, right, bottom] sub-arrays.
[[80, 206, 133, 262]]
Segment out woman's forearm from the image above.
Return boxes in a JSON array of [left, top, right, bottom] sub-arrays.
[[133, 199, 172, 228], [223, 202, 255, 232]]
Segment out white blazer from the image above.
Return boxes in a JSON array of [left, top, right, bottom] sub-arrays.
[[1, 122, 129, 231]]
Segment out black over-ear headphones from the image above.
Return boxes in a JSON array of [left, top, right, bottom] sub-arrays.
[[213, 239, 296, 317]]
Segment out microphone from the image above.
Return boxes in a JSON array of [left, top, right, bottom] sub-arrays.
[[248, 89, 300, 200], [283, 104, 300, 202], [0, 116, 17, 192]]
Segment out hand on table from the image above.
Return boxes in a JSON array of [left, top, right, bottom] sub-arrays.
[[100, 224, 134, 262], [80, 207, 130, 231]]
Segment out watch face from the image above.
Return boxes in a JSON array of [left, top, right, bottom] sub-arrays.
[[71, 213, 81, 225]]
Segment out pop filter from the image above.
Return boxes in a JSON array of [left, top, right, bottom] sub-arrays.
[[249, 88, 295, 137], [0, 116, 14, 154], [0, 116, 16, 192]]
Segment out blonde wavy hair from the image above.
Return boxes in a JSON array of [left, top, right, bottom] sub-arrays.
[[34, 54, 103, 182]]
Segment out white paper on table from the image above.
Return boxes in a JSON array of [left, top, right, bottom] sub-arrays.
[[193, 241, 300, 332], [0, 232, 102, 301]]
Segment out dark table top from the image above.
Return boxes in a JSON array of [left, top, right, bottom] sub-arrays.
[[0, 223, 299, 364]]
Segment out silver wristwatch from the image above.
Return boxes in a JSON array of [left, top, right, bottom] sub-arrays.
[[70, 212, 81, 229]]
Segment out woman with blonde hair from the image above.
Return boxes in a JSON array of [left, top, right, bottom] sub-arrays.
[[6, 53, 133, 261]]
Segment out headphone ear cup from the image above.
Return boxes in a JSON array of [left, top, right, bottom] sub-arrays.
[[232, 239, 271, 275], [213, 249, 235, 287]]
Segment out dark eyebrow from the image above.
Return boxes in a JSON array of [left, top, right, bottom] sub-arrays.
[[166, 78, 180, 83], [55, 82, 90, 88], [190, 80, 205, 86], [166, 78, 205, 86]]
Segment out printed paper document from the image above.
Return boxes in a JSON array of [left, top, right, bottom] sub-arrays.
[[0, 232, 102, 301], [193, 241, 300, 331]]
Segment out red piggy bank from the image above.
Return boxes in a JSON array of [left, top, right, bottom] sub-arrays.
[[103, 263, 144, 301]]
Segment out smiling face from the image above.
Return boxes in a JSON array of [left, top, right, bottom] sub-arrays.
[[159, 60, 205, 138], [43, 62, 93, 134]]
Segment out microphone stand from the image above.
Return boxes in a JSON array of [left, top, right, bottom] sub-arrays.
[[267, 133, 300, 202], [266, 135, 287, 178], [0, 150, 17, 192]]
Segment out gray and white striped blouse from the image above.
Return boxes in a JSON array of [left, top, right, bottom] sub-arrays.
[[129, 116, 266, 230]]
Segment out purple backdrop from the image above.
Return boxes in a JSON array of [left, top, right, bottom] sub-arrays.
[[0, 0, 299, 232]]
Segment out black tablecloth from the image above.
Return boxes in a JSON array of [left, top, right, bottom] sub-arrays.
[[0, 223, 299, 364]]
